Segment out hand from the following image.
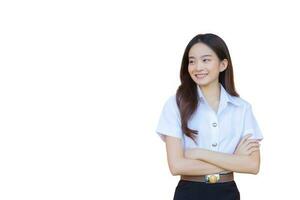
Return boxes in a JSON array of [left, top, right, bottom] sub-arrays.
[[234, 134, 260, 156]]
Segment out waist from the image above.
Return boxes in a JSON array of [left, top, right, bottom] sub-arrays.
[[180, 172, 234, 184]]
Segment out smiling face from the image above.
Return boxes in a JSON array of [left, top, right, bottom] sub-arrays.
[[188, 42, 228, 88]]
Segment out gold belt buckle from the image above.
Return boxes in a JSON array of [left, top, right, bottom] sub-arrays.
[[205, 174, 220, 184]]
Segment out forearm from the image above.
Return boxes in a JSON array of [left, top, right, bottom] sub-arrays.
[[172, 157, 231, 176], [191, 148, 256, 174]]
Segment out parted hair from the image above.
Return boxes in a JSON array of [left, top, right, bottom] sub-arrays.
[[176, 33, 239, 145]]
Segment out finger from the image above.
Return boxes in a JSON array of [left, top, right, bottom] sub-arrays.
[[249, 147, 260, 154], [243, 133, 252, 139], [244, 139, 259, 145], [246, 143, 260, 150], [240, 142, 259, 152], [237, 134, 252, 146], [241, 134, 253, 144], [243, 140, 259, 146], [245, 147, 259, 156], [246, 139, 260, 142]]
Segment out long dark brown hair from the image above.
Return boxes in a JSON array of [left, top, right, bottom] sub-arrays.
[[176, 33, 240, 145]]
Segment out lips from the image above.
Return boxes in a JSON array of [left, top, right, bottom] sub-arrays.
[[195, 73, 208, 78]]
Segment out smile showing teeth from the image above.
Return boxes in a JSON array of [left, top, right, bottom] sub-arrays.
[[195, 74, 208, 78]]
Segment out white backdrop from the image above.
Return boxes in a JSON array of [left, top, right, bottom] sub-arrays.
[[0, 0, 299, 199]]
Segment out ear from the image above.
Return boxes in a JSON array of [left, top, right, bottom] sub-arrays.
[[219, 59, 228, 72]]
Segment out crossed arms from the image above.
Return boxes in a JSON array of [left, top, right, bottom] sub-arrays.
[[165, 134, 261, 176]]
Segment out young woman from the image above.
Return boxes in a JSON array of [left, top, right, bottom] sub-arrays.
[[155, 33, 263, 200]]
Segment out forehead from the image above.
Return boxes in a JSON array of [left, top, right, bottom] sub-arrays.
[[188, 42, 216, 58]]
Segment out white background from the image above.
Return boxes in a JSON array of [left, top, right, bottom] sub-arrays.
[[0, 0, 299, 199]]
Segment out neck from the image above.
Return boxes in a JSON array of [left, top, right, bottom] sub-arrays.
[[199, 81, 221, 104]]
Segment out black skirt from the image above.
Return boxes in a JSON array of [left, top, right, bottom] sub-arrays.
[[173, 179, 240, 200]]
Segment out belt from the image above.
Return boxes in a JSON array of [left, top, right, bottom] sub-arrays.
[[180, 172, 234, 184]]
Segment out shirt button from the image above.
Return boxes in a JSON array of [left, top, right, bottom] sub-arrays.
[[212, 122, 217, 127], [212, 143, 218, 147]]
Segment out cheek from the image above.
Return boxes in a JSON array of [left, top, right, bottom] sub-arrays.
[[207, 64, 220, 74], [187, 65, 194, 74], [209, 71, 220, 79]]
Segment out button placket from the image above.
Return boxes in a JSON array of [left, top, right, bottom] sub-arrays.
[[210, 112, 219, 150]]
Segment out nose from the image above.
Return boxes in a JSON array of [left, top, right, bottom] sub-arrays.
[[195, 60, 204, 70]]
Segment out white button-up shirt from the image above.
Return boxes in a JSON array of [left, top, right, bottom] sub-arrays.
[[155, 84, 264, 154]]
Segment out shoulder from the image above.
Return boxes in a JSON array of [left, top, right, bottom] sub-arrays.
[[164, 94, 177, 107], [162, 94, 180, 114]]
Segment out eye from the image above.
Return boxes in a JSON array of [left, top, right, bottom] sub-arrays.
[[203, 59, 210, 62], [189, 60, 194, 64]]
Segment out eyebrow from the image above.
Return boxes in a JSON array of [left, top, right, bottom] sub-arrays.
[[188, 54, 212, 59]]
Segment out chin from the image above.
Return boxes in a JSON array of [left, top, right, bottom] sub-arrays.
[[194, 79, 211, 87]]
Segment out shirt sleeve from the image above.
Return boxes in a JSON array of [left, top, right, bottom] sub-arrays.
[[241, 103, 264, 141], [155, 95, 183, 142]]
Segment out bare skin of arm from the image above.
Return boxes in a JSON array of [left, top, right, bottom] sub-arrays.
[[165, 136, 232, 176], [184, 134, 261, 174]]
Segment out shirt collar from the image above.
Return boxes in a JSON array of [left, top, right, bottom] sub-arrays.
[[197, 83, 241, 107]]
